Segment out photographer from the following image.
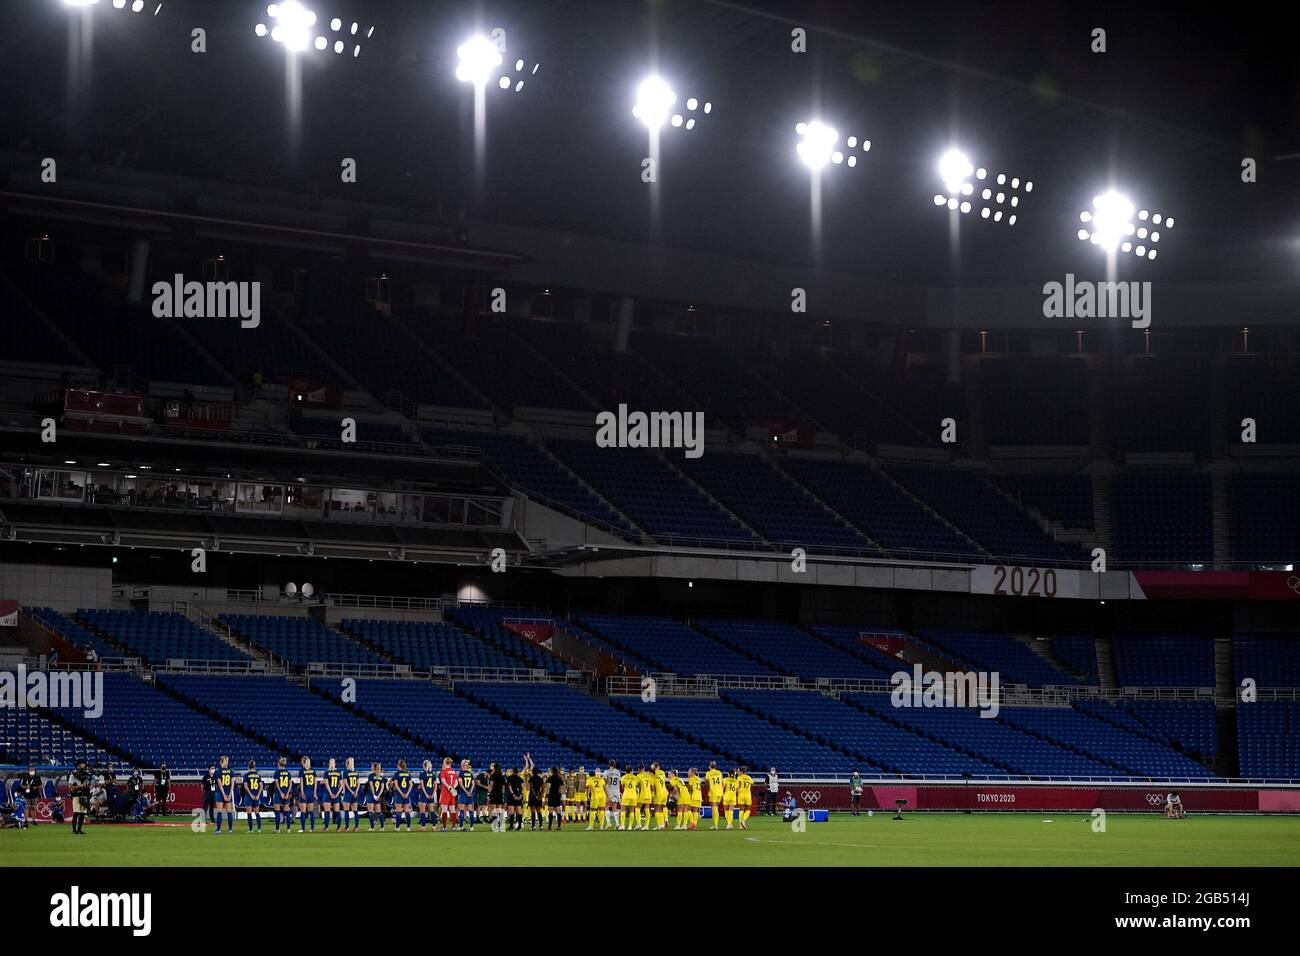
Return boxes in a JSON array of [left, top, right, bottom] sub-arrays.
[[17, 765, 42, 826], [68, 760, 92, 835]]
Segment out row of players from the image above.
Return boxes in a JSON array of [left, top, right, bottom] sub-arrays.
[[206, 754, 760, 833]]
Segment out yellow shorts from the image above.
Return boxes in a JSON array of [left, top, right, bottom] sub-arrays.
[[590, 797, 606, 810]]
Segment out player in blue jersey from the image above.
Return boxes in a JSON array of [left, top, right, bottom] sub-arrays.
[[272, 756, 294, 833], [322, 758, 343, 831], [391, 759, 414, 831], [456, 759, 477, 831], [241, 760, 264, 833], [298, 756, 319, 832], [418, 759, 438, 831], [366, 762, 386, 831], [215, 755, 236, 834], [342, 757, 361, 831]]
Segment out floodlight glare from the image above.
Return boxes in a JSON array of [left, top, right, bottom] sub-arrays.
[[266, 2, 316, 52], [455, 35, 503, 86], [633, 76, 676, 130], [796, 121, 839, 169], [938, 149, 974, 193]]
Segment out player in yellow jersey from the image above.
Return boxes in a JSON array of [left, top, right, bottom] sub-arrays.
[[687, 768, 703, 830], [585, 768, 606, 830], [670, 771, 690, 830], [706, 762, 724, 830], [620, 765, 639, 830], [736, 766, 755, 830], [636, 765, 655, 830], [653, 763, 670, 831], [721, 769, 739, 829], [637, 764, 655, 832]]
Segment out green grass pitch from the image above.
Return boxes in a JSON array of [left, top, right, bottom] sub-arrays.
[[6, 814, 1299, 866]]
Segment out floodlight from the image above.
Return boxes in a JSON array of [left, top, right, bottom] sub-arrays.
[[456, 35, 503, 86], [265, 2, 316, 52], [934, 149, 1030, 223], [633, 76, 676, 130], [1078, 191, 1167, 259], [796, 120, 837, 169], [938, 149, 974, 193]]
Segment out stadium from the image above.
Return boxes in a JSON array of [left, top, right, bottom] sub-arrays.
[[0, 0, 1297, 917]]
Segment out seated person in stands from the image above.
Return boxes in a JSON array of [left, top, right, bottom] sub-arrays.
[[780, 792, 800, 822], [1164, 792, 1186, 819]]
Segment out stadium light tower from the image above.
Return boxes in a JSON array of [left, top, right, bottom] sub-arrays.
[[932, 148, 1031, 223], [795, 120, 870, 171], [1077, 191, 1172, 260]]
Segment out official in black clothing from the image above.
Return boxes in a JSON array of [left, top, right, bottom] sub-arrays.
[[155, 762, 172, 815], [200, 764, 218, 823]]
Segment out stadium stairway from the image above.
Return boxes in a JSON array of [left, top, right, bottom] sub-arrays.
[[508, 329, 604, 410], [657, 454, 771, 547], [530, 436, 650, 541], [0, 269, 98, 368], [172, 601, 272, 666], [275, 303, 373, 397], [1094, 637, 1119, 691], [1016, 634, 1080, 680], [152, 310, 240, 388], [1215, 707, 1240, 777], [1089, 470, 1115, 559], [1211, 471, 1233, 570], [961, 364, 988, 457], [876, 467, 993, 560]]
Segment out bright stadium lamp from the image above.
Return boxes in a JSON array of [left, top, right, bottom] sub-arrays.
[[456, 35, 503, 87], [259, 1, 316, 52], [932, 150, 1030, 224], [633, 76, 676, 130], [1078, 191, 1170, 259], [938, 149, 974, 194], [796, 121, 838, 169]]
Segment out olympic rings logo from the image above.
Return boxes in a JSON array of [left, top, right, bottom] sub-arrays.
[[799, 790, 821, 803], [1145, 793, 1166, 806]]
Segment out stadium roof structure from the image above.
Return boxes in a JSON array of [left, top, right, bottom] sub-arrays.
[[2, 1, 1299, 290]]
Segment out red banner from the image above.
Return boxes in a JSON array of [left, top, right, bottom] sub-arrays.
[[0, 600, 17, 628], [781, 784, 1286, 814], [503, 620, 555, 646], [1133, 571, 1300, 601], [64, 389, 146, 419], [860, 633, 905, 657]]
